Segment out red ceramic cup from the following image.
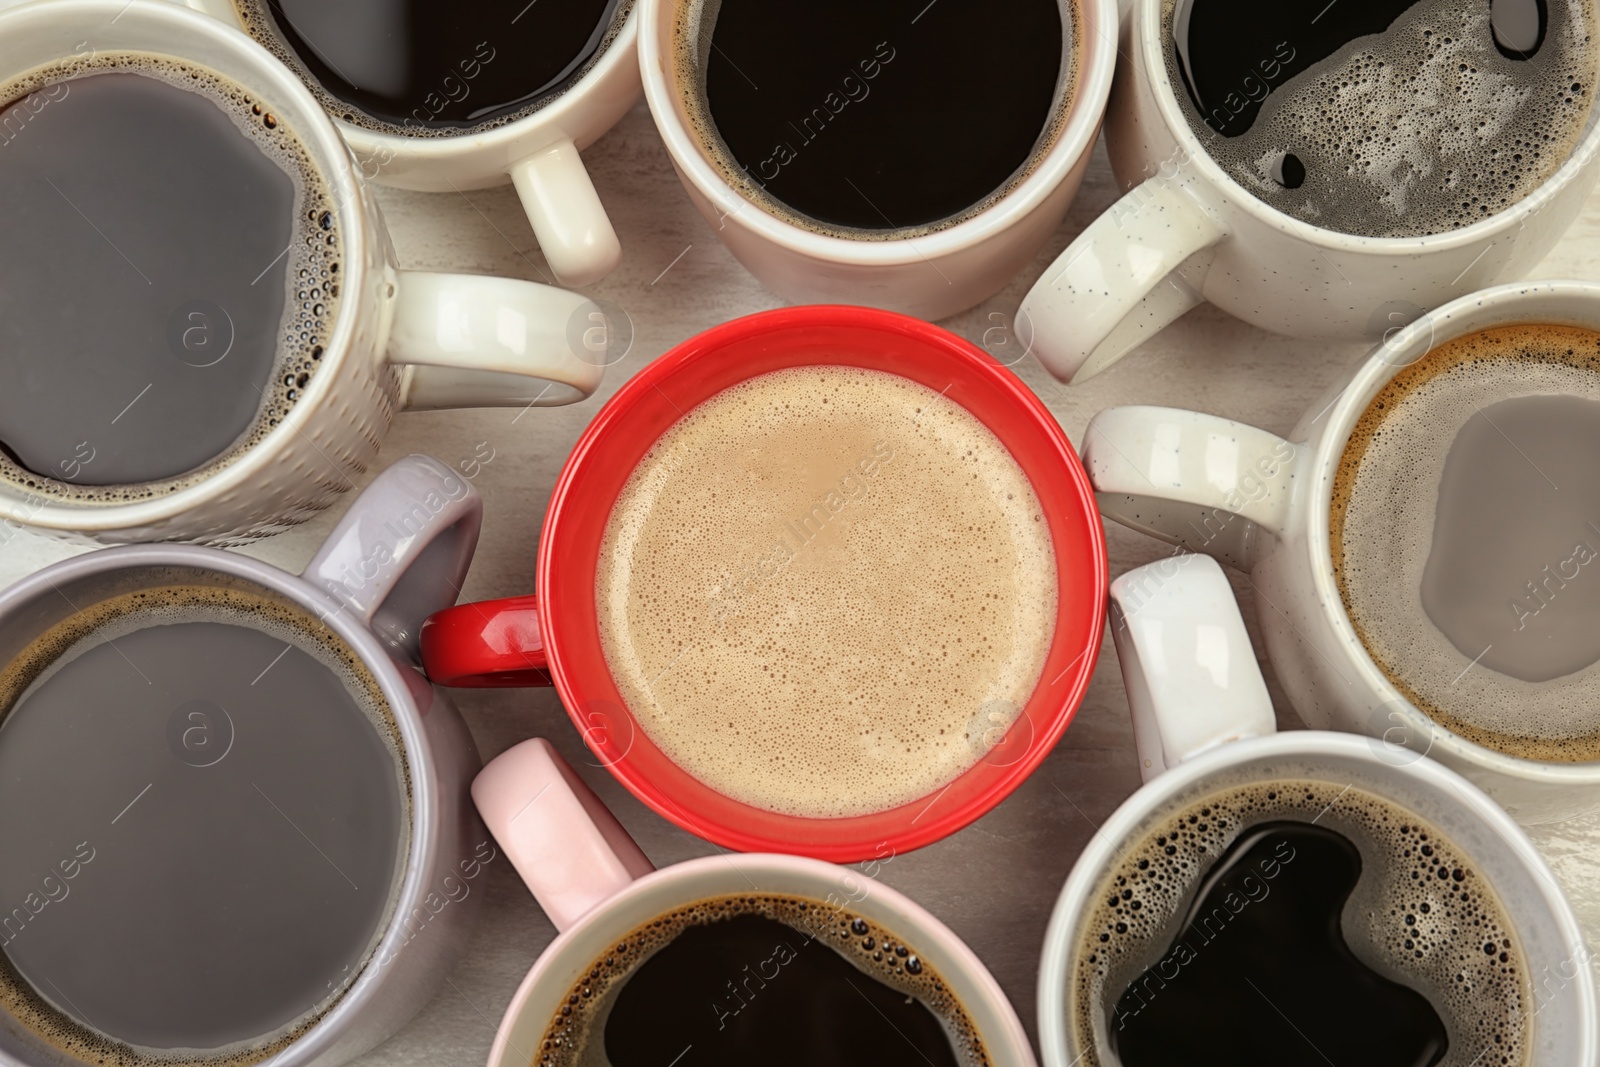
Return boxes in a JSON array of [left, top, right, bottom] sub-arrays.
[[420, 306, 1107, 861]]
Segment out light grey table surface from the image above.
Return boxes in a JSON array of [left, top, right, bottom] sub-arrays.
[[4, 100, 1600, 1063]]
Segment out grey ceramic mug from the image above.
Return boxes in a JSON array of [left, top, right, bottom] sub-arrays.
[[0, 454, 487, 1067]]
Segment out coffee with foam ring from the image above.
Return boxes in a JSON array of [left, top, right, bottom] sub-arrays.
[[1164, 0, 1599, 238], [0, 576, 408, 1066], [1069, 780, 1529, 1067], [0, 54, 342, 502], [531, 893, 990, 1067], [1334, 323, 1600, 761]]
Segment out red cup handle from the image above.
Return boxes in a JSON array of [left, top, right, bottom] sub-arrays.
[[419, 595, 553, 687]]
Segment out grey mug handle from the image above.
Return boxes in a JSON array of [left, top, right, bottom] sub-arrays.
[[303, 454, 482, 658]]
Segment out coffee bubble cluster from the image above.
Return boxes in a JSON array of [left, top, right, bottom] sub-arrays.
[[595, 366, 1058, 819], [1167, 0, 1597, 237], [533, 894, 990, 1067], [1069, 780, 1528, 1067], [0, 54, 342, 505]]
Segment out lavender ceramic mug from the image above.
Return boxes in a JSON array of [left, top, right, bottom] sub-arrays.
[[0, 455, 487, 1067]]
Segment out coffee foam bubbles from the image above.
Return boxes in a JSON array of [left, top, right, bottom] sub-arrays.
[[1333, 325, 1600, 759], [533, 894, 990, 1067], [0, 581, 408, 1067], [1167, 0, 1597, 237], [0, 54, 343, 505], [595, 366, 1058, 819], [1069, 780, 1528, 1067]]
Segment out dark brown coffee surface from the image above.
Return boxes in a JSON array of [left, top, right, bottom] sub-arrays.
[[0, 584, 406, 1064], [681, 0, 1073, 236], [533, 894, 990, 1067], [233, 0, 631, 134], [1109, 822, 1448, 1067], [0, 62, 340, 499], [1071, 780, 1527, 1067]]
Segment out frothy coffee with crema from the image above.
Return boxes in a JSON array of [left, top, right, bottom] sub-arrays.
[[1069, 780, 1529, 1067], [532, 894, 989, 1067], [595, 366, 1058, 819], [1165, 0, 1598, 237], [0, 56, 342, 503], [1334, 324, 1600, 761]]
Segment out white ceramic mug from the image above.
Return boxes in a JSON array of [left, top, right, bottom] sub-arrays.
[[1036, 554, 1596, 1067], [1082, 278, 1600, 824], [470, 738, 1039, 1067], [1017, 0, 1600, 383], [635, 0, 1118, 321], [183, 0, 638, 287], [0, 0, 608, 546]]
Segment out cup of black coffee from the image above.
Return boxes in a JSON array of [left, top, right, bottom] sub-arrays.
[[184, 0, 641, 285], [636, 0, 1120, 319], [467, 737, 1040, 1067], [0, 455, 489, 1067], [0, 0, 609, 545], [1036, 555, 1596, 1067], [1018, 0, 1600, 382]]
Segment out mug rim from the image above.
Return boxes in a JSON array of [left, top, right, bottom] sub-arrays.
[[534, 304, 1108, 860], [1035, 729, 1598, 1067], [0, 0, 377, 534], [1307, 278, 1600, 785], [486, 852, 1038, 1067], [0, 542, 445, 1067], [635, 0, 1119, 266], [273, 7, 641, 163], [1129, 0, 1600, 255]]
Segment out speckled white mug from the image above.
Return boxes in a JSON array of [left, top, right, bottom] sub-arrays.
[[0, 1, 607, 546]]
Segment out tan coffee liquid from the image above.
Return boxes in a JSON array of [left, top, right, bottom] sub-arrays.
[[1333, 323, 1600, 760], [595, 366, 1058, 818]]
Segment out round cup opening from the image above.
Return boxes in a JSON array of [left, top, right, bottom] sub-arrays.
[[538, 306, 1106, 860], [1044, 733, 1592, 1067], [0, 553, 417, 1067]]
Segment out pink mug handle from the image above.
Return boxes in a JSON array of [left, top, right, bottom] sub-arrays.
[[472, 739, 654, 931]]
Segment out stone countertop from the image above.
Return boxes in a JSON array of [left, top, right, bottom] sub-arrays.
[[4, 100, 1598, 1063]]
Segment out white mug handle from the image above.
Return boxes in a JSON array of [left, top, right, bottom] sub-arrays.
[[473, 738, 654, 932], [1083, 405, 1301, 571], [509, 138, 622, 288], [1019, 176, 1225, 383], [386, 272, 606, 410], [1109, 554, 1276, 783]]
